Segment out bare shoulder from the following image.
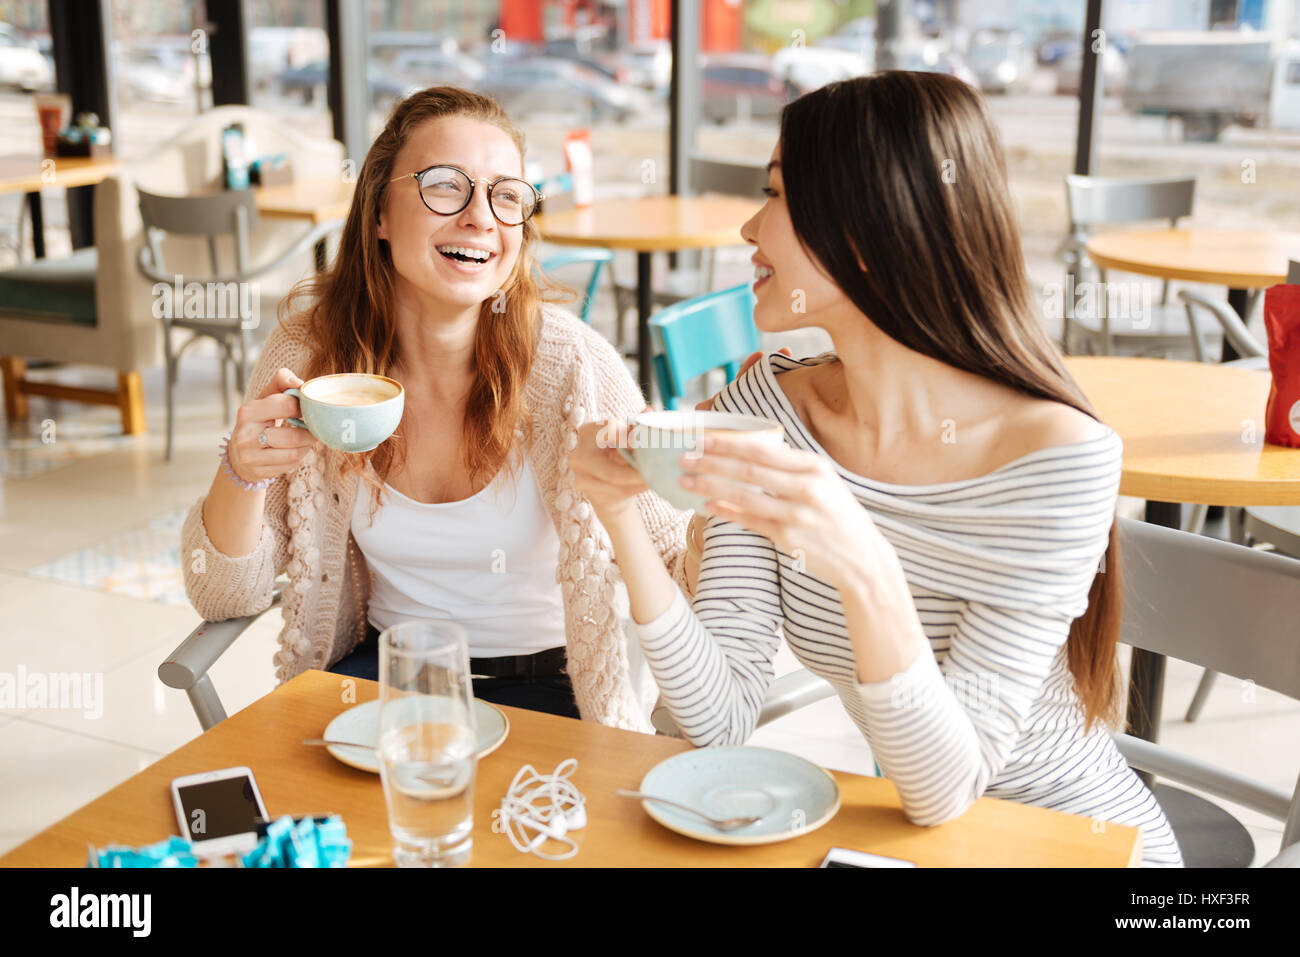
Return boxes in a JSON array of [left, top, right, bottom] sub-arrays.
[[769, 357, 833, 420], [1013, 396, 1110, 453]]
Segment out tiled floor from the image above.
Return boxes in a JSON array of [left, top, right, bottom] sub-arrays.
[[1, 263, 1296, 866]]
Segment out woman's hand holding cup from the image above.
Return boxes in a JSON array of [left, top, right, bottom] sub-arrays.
[[570, 416, 651, 524], [227, 368, 324, 485]]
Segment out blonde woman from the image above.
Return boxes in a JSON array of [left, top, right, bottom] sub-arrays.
[[182, 87, 689, 728]]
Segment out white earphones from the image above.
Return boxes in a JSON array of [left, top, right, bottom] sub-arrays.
[[498, 759, 587, 861]]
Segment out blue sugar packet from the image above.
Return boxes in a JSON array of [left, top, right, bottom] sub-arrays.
[[91, 836, 198, 868], [242, 815, 351, 868], [88, 816, 351, 868]]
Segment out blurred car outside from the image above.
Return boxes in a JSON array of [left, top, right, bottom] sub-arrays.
[[699, 53, 803, 125], [0, 21, 54, 92], [966, 28, 1036, 94]]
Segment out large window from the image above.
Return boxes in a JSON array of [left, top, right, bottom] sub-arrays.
[[248, 0, 330, 143], [0, 0, 56, 265], [110, 0, 208, 161]]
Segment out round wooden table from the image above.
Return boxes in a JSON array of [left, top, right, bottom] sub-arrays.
[[0, 154, 121, 259], [535, 194, 762, 399], [1066, 356, 1300, 865], [1066, 356, 1300, 507], [1085, 228, 1300, 360]]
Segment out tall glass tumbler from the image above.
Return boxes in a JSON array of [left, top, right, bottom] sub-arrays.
[[378, 622, 478, 867]]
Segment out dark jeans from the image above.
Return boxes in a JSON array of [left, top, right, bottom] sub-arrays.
[[329, 623, 580, 720]]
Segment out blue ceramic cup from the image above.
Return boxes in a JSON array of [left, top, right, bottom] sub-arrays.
[[615, 410, 784, 512], [284, 373, 404, 453]]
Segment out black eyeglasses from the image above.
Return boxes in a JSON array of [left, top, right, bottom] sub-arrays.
[[389, 165, 540, 226]]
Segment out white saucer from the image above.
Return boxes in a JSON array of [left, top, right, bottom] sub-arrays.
[[322, 698, 509, 773], [636, 746, 841, 845]]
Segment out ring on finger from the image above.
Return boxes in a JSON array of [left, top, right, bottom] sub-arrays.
[[257, 431, 270, 447]]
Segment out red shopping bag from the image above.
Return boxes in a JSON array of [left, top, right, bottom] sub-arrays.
[[1264, 284, 1300, 447]]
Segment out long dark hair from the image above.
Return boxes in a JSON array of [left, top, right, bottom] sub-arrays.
[[780, 71, 1122, 731]]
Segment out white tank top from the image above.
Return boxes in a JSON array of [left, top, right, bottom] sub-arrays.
[[351, 452, 568, 657]]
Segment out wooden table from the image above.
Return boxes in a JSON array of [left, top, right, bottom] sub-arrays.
[[0, 670, 1140, 867], [1085, 228, 1300, 360], [255, 177, 354, 225], [1067, 355, 1300, 864], [0, 154, 120, 259], [536, 194, 762, 400], [1067, 356, 1300, 508]]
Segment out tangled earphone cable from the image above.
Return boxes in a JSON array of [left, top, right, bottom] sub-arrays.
[[497, 759, 587, 861]]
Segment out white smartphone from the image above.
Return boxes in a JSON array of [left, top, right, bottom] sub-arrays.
[[820, 847, 917, 868], [170, 766, 269, 856]]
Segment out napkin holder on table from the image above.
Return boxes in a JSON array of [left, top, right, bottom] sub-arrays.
[[250, 154, 294, 187]]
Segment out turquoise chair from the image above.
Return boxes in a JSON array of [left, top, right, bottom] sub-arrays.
[[538, 248, 614, 324], [533, 171, 617, 326], [649, 283, 759, 410]]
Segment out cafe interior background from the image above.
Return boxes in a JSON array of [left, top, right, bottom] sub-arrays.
[[1, 0, 1299, 866]]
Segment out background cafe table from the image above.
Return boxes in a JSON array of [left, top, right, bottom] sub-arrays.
[[0, 154, 120, 259], [0, 669, 1140, 868], [535, 194, 762, 401], [1084, 228, 1300, 360], [255, 176, 354, 271], [1065, 356, 1300, 738], [1066, 356, 1300, 862]]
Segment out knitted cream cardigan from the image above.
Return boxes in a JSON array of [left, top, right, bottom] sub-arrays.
[[181, 302, 691, 732]]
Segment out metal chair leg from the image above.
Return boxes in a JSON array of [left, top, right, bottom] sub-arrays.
[[1184, 503, 1208, 535], [219, 341, 232, 424], [163, 323, 176, 462], [237, 327, 250, 397], [1186, 670, 1218, 722], [186, 673, 228, 731]]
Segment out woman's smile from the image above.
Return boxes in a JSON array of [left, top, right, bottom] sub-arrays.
[[433, 240, 499, 276]]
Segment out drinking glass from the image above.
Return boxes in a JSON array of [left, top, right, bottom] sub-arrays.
[[378, 621, 478, 867]]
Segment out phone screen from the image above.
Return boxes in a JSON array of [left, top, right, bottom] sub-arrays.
[[177, 775, 264, 842]]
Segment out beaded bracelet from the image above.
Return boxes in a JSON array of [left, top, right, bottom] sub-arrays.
[[219, 433, 273, 492]]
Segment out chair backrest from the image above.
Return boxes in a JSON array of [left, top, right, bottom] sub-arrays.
[[1176, 290, 1267, 361], [650, 283, 760, 409], [538, 247, 613, 323], [688, 155, 769, 198], [88, 106, 344, 372], [1064, 175, 1196, 231], [138, 187, 259, 278], [1117, 516, 1300, 701], [1288, 259, 1300, 284]]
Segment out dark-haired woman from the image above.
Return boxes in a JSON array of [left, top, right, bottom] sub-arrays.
[[571, 71, 1181, 865]]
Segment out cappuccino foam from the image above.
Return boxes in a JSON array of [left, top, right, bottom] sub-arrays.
[[307, 378, 398, 406]]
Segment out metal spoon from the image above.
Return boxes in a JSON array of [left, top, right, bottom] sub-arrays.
[[615, 788, 772, 831], [302, 737, 373, 750]]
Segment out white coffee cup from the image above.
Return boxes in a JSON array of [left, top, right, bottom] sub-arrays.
[[615, 410, 784, 511]]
